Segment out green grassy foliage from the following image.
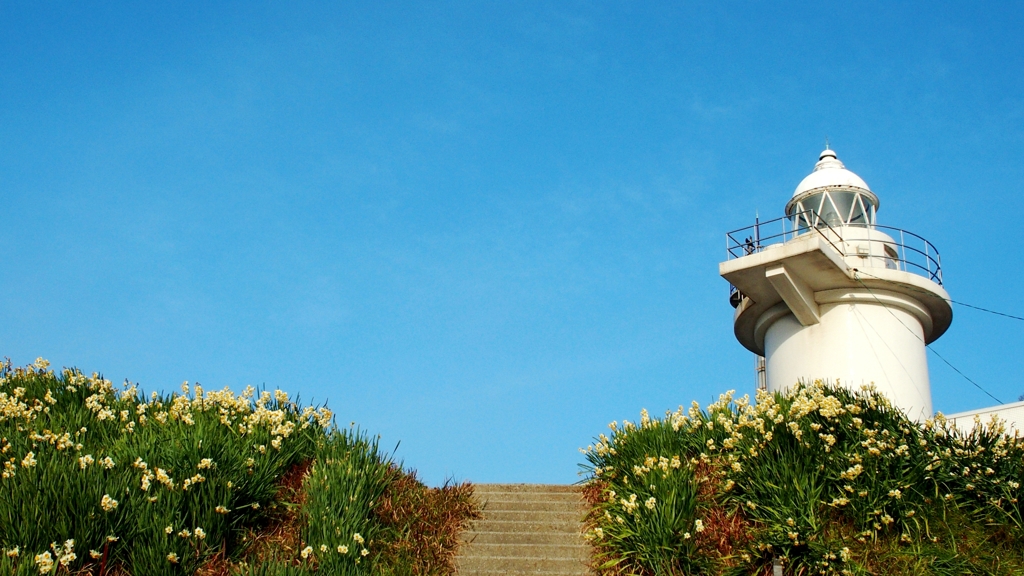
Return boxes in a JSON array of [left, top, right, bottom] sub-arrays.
[[0, 359, 475, 575], [581, 382, 1024, 575]]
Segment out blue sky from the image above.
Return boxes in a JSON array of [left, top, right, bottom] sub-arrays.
[[1, 2, 1022, 485]]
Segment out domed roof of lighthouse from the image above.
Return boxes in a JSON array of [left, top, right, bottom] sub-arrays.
[[785, 148, 880, 227], [792, 149, 871, 198]]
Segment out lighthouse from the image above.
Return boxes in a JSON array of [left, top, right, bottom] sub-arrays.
[[719, 148, 952, 421]]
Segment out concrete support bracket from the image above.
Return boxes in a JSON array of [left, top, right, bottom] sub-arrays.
[[766, 264, 820, 326]]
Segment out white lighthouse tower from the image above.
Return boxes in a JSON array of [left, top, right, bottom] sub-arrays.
[[719, 148, 952, 421]]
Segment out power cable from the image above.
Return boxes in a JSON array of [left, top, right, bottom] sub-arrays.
[[851, 272, 1005, 405], [924, 347, 1004, 405], [853, 268, 1024, 322]]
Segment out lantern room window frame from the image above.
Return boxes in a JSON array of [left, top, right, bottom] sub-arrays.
[[786, 187, 878, 231]]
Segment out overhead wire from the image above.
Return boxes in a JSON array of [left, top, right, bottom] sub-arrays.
[[849, 305, 927, 405], [851, 270, 1005, 405], [853, 268, 1024, 322]]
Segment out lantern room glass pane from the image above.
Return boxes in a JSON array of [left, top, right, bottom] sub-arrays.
[[790, 199, 815, 232], [817, 193, 843, 227], [830, 191, 856, 223], [848, 194, 869, 226], [789, 189, 877, 229], [791, 193, 826, 224]]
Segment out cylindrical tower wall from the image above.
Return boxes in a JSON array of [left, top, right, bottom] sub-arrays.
[[763, 291, 933, 421]]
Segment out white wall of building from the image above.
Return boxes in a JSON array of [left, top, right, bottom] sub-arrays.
[[945, 400, 1024, 436], [764, 291, 933, 421]]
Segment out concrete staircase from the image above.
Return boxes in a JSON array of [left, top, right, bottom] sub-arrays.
[[457, 484, 591, 576]]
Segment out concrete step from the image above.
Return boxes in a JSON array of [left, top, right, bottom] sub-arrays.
[[473, 483, 580, 494], [473, 509, 583, 522], [457, 554, 588, 573], [479, 496, 585, 508], [476, 493, 585, 504], [459, 543, 589, 560], [457, 484, 590, 576], [469, 519, 584, 533], [457, 569, 588, 576], [463, 530, 585, 546]]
